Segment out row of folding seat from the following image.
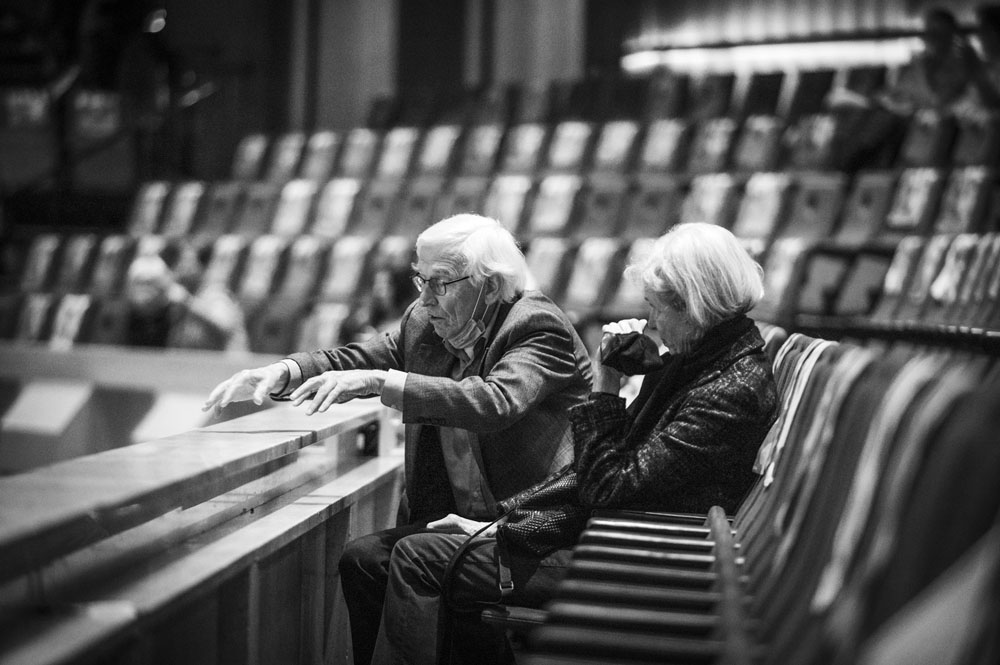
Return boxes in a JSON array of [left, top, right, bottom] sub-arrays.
[[521, 334, 1000, 665], [2, 229, 648, 352], [755, 231, 1000, 345], [11, 173, 1000, 353], [380, 66, 847, 130], [123, 164, 1000, 261], [219, 108, 1000, 196]]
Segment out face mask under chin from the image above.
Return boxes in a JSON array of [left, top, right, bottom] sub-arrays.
[[443, 279, 489, 349]]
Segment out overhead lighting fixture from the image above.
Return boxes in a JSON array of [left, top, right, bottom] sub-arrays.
[[622, 37, 923, 74]]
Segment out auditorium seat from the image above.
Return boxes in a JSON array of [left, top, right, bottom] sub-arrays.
[[601, 238, 655, 321], [311, 177, 363, 239], [897, 109, 957, 168], [231, 132, 270, 181], [13, 292, 54, 342], [750, 172, 849, 326], [590, 120, 640, 174], [374, 126, 420, 179], [20, 233, 63, 293], [435, 175, 490, 221], [679, 173, 741, 229], [127, 181, 170, 236], [827, 248, 894, 321], [951, 112, 1000, 167], [349, 177, 403, 237], [262, 131, 305, 183], [233, 181, 282, 237], [159, 181, 206, 238], [735, 71, 785, 119], [784, 114, 839, 171], [200, 234, 249, 294], [249, 235, 330, 354], [882, 167, 946, 239], [834, 170, 898, 245], [933, 166, 995, 235], [88, 235, 136, 299], [500, 122, 550, 174], [394, 175, 444, 237], [524, 237, 577, 305], [730, 115, 784, 173], [523, 174, 582, 237], [635, 118, 693, 174], [482, 174, 534, 235], [560, 237, 626, 338], [270, 179, 319, 237], [297, 235, 375, 349], [47, 293, 94, 350], [574, 173, 629, 238], [921, 233, 980, 330], [729, 172, 793, 261], [625, 174, 684, 238], [641, 69, 689, 120], [780, 172, 847, 241], [781, 69, 836, 121], [684, 72, 736, 121], [195, 181, 245, 239], [415, 124, 462, 176], [337, 127, 381, 179], [237, 234, 290, 322], [297, 130, 341, 183], [0, 88, 58, 192], [458, 124, 505, 176], [953, 233, 1000, 330], [543, 120, 595, 174], [685, 117, 737, 174], [51, 234, 97, 295]]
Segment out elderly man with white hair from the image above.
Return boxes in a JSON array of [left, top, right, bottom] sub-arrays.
[[203, 213, 593, 665]]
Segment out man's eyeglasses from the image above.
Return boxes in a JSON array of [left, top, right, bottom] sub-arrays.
[[411, 273, 471, 296]]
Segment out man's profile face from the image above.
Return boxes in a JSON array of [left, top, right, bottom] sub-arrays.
[[413, 248, 482, 342]]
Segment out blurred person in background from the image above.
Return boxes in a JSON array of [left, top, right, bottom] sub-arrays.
[[125, 246, 248, 352]]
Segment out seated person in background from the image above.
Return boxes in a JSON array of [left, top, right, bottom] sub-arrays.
[[366, 222, 780, 665], [125, 248, 249, 352], [201, 213, 593, 665], [826, 8, 987, 169], [968, 3, 1000, 111], [829, 7, 984, 116]]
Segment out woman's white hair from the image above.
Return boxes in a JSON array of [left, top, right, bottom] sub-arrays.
[[624, 222, 764, 332], [415, 214, 527, 302]]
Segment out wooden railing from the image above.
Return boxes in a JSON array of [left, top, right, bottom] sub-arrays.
[[0, 396, 403, 665]]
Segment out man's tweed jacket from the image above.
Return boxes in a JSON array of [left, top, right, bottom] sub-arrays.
[[285, 290, 593, 525]]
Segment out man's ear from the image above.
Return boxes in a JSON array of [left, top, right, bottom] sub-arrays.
[[483, 275, 502, 304]]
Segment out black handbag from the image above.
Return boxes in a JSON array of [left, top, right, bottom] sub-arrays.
[[436, 465, 589, 664], [495, 464, 591, 556]]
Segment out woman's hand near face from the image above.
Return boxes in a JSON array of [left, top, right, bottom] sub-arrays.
[[592, 318, 647, 394]]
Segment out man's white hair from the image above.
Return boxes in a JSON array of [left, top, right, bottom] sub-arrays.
[[415, 214, 527, 302]]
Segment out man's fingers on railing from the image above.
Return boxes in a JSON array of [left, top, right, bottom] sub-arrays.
[[202, 382, 226, 412], [304, 379, 332, 415]]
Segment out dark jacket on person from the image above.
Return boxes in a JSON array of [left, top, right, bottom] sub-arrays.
[[572, 314, 778, 514], [284, 289, 593, 525]]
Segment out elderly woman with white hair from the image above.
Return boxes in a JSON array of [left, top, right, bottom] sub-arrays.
[[360, 222, 779, 665], [203, 213, 593, 665], [574, 221, 778, 515]]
